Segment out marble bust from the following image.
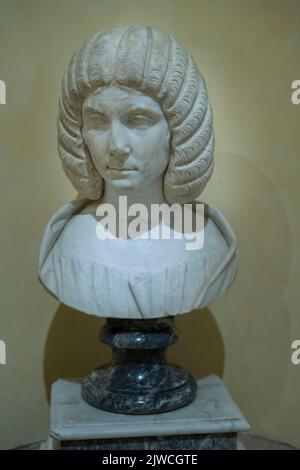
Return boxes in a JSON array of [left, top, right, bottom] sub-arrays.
[[38, 25, 237, 320]]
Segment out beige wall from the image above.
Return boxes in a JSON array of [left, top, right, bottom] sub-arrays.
[[0, 0, 300, 449]]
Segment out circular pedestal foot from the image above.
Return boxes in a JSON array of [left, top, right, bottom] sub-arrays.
[[82, 318, 197, 414]]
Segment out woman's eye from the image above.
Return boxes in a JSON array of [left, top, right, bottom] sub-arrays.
[[88, 114, 108, 127], [126, 114, 156, 128]]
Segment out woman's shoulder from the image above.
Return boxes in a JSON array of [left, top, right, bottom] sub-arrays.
[[38, 197, 238, 318]]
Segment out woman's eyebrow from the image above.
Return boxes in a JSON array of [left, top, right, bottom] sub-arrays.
[[82, 105, 107, 115], [123, 106, 160, 116], [82, 104, 161, 117]]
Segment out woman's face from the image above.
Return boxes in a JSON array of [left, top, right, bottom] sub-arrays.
[[81, 85, 171, 192]]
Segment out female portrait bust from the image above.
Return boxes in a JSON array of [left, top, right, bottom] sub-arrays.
[[38, 25, 237, 320]]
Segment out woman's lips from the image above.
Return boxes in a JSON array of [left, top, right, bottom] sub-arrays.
[[106, 167, 137, 175]]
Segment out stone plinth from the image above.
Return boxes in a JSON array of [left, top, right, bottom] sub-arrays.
[[44, 375, 249, 450]]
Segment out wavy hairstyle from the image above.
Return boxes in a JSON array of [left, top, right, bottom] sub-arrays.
[[57, 25, 214, 204]]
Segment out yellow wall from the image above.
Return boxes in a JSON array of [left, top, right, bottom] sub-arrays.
[[0, 0, 300, 449]]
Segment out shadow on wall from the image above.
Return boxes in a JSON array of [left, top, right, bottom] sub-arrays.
[[43, 304, 111, 403], [211, 151, 293, 435], [167, 308, 225, 380], [43, 305, 225, 403]]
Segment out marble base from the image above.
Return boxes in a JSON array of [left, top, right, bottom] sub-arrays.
[[60, 432, 236, 450], [82, 318, 197, 414], [45, 375, 249, 450]]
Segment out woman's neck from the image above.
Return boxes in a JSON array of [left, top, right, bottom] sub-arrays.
[[102, 176, 167, 214]]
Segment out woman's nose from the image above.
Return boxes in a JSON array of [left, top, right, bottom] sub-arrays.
[[108, 121, 130, 159]]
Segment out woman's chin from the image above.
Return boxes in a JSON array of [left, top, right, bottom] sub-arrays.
[[107, 177, 144, 192]]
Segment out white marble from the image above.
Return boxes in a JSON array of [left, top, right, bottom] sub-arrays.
[[39, 198, 237, 318], [38, 25, 237, 319]]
